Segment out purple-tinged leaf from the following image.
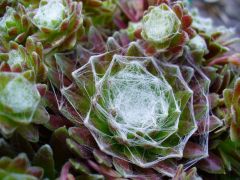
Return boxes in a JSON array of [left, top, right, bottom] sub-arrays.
[[50, 127, 72, 170], [197, 153, 225, 174], [93, 149, 112, 168], [33, 145, 55, 179], [66, 138, 93, 159], [68, 127, 97, 148], [88, 160, 121, 178], [183, 142, 205, 159]]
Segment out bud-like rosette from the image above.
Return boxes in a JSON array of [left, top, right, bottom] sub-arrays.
[[0, 4, 32, 45], [29, 0, 83, 52], [141, 4, 181, 49], [0, 37, 48, 82], [49, 34, 210, 173], [0, 153, 44, 179], [132, 1, 195, 59]]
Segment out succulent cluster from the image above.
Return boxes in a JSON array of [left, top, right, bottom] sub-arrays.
[[0, 4, 32, 46], [0, 0, 240, 179]]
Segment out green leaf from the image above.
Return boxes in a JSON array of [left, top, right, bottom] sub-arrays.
[[33, 145, 55, 179]]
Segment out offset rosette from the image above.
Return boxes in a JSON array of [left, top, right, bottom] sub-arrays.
[[141, 4, 181, 49], [0, 73, 40, 124], [29, 0, 83, 52], [0, 4, 32, 45], [0, 37, 48, 82], [134, 1, 195, 58], [0, 38, 49, 141], [0, 71, 49, 142]]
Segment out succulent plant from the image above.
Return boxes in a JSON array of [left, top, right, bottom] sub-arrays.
[[47, 31, 210, 177], [0, 0, 239, 179], [142, 4, 181, 48], [50, 126, 202, 179], [0, 70, 49, 141], [189, 8, 240, 64], [0, 4, 32, 46], [130, 1, 196, 59], [29, 0, 83, 53], [0, 153, 43, 179], [0, 37, 48, 82], [56, 126, 158, 179], [197, 62, 240, 177]]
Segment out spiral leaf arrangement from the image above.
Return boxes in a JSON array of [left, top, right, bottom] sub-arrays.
[[0, 0, 240, 179]]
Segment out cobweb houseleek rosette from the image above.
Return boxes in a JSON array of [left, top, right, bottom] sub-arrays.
[[141, 4, 181, 49], [129, 1, 195, 59], [46, 29, 209, 177], [0, 72, 39, 134], [28, 0, 83, 53], [0, 71, 49, 142], [72, 54, 196, 168], [48, 35, 210, 175]]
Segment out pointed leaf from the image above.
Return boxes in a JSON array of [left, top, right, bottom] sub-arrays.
[[33, 145, 55, 179]]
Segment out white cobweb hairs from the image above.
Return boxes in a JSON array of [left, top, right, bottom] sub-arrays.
[[49, 42, 210, 177], [80, 54, 197, 168]]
